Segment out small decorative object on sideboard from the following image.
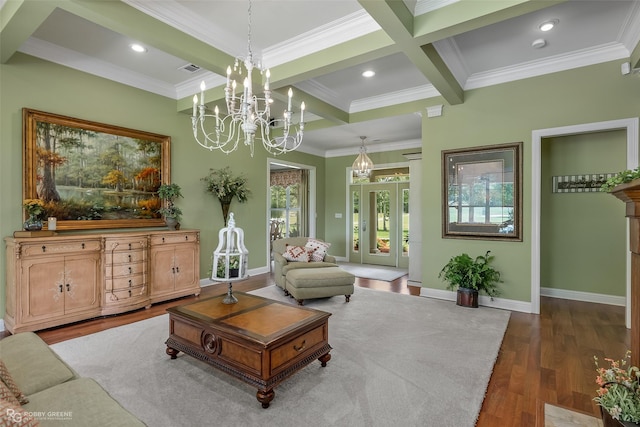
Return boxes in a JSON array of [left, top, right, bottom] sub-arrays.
[[211, 212, 249, 304], [22, 198, 45, 231], [438, 250, 502, 308], [157, 183, 183, 230], [594, 351, 640, 426]]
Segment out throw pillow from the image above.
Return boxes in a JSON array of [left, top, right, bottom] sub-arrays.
[[305, 238, 331, 262], [0, 381, 20, 406], [282, 245, 311, 262], [0, 360, 28, 405], [0, 399, 40, 426]]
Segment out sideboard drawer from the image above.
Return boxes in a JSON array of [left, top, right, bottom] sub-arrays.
[[106, 274, 146, 291], [104, 239, 147, 252], [107, 250, 146, 265], [21, 239, 101, 257], [150, 232, 198, 245], [105, 261, 146, 278]]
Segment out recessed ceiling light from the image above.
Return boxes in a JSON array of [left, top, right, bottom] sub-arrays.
[[362, 70, 375, 78], [539, 19, 558, 32], [130, 43, 147, 53]]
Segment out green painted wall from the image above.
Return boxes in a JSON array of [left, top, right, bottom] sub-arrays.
[[0, 53, 325, 318], [540, 131, 627, 295], [421, 60, 640, 302], [1, 53, 639, 321]]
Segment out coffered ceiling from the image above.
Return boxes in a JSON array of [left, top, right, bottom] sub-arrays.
[[1, 0, 639, 156]]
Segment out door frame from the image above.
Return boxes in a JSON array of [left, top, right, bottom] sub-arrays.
[[266, 159, 316, 268], [531, 118, 639, 327], [345, 161, 409, 265]]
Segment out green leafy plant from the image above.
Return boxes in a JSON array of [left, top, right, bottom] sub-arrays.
[[601, 167, 640, 192], [23, 198, 45, 219], [157, 183, 183, 221], [201, 167, 250, 225], [594, 351, 640, 423], [215, 255, 240, 278], [438, 250, 502, 298]]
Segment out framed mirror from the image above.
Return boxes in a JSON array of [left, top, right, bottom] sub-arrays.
[[23, 108, 171, 230], [442, 142, 522, 241]]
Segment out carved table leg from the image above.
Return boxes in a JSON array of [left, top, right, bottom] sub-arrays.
[[166, 346, 180, 359], [318, 352, 331, 367], [256, 389, 275, 408]]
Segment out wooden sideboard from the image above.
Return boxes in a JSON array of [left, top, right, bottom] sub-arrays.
[[4, 229, 201, 333]]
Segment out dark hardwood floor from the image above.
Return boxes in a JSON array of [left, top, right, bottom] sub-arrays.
[[9, 272, 629, 425]]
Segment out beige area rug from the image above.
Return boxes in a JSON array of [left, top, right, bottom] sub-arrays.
[[50, 287, 510, 427], [544, 404, 602, 426], [337, 262, 407, 281]]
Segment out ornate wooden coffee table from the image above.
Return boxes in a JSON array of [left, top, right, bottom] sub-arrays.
[[165, 292, 332, 408]]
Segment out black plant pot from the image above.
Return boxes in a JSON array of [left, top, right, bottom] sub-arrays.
[[456, 288, 479, 308]]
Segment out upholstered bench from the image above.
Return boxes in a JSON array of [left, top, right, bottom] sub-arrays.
[[284, 267, 355, 305]]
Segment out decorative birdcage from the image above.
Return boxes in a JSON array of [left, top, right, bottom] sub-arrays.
[[211, 213, 248, 303]]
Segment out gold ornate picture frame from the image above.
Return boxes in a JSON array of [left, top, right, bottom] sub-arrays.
[[23, 108, 171, 231]]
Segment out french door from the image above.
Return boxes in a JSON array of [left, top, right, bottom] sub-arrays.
[[349, 182, 409, 268]]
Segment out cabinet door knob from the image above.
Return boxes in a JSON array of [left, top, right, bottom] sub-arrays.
[[128, 255, 132, 262], [81, 243, 85, 249], [185, 235, 188, 241], [172, 267, 175, 274], [128, 279, 132, 287], [58, 284, 63, 293], [66, 284, 70, 291], [42, 245, 46, 252], [128, 243, 132, 250], [176, 266, 180, 273], [162, 237, 165, 243], [129, 267, 132, 274]]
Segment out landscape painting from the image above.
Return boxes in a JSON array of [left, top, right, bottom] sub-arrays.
[[23, 108, 171, 230]]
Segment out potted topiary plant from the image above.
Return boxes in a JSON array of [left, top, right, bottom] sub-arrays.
[[157, 183, 183, 230], [438, 250, 502, 308]]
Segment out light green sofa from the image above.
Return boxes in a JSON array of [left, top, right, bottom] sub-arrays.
[[0, 332, 145, 426]]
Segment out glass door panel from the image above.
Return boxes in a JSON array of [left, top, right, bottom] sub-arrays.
[[398, 183, 409, 269], [362, 184, 396, 266]]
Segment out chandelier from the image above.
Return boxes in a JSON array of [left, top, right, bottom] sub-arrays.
[[191, 0, 305, 156], [352, 136, 374, 178]]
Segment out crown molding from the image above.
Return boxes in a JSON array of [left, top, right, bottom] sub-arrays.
[[324, 138, 422, 158], [263, 10, 380, 67], [414, 0, 460, 16], [19, 37, 178, 99], [350, 85, 441, 113], [465, 42, 630, 90], [294, 80, 350, 111], [124, 0, 240, 57]]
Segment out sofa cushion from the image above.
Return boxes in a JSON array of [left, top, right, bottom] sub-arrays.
[[282, 245, 311, 262], [305, 238, 331, 262], [0, 360, 28, 404], [0, 399, 40, 426], [0, 380, 20, 405], [0, 333, 76, 396], [24, 377, 145, 427], [282, 261, 337, 275]]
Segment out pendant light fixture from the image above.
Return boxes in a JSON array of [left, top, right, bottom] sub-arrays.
[[352, 136, 374, 178], [191, 0, 304, 157]]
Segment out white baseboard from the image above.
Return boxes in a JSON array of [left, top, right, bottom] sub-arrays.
[[540, 287, 626, 306], [419, 288, 532, 313]]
